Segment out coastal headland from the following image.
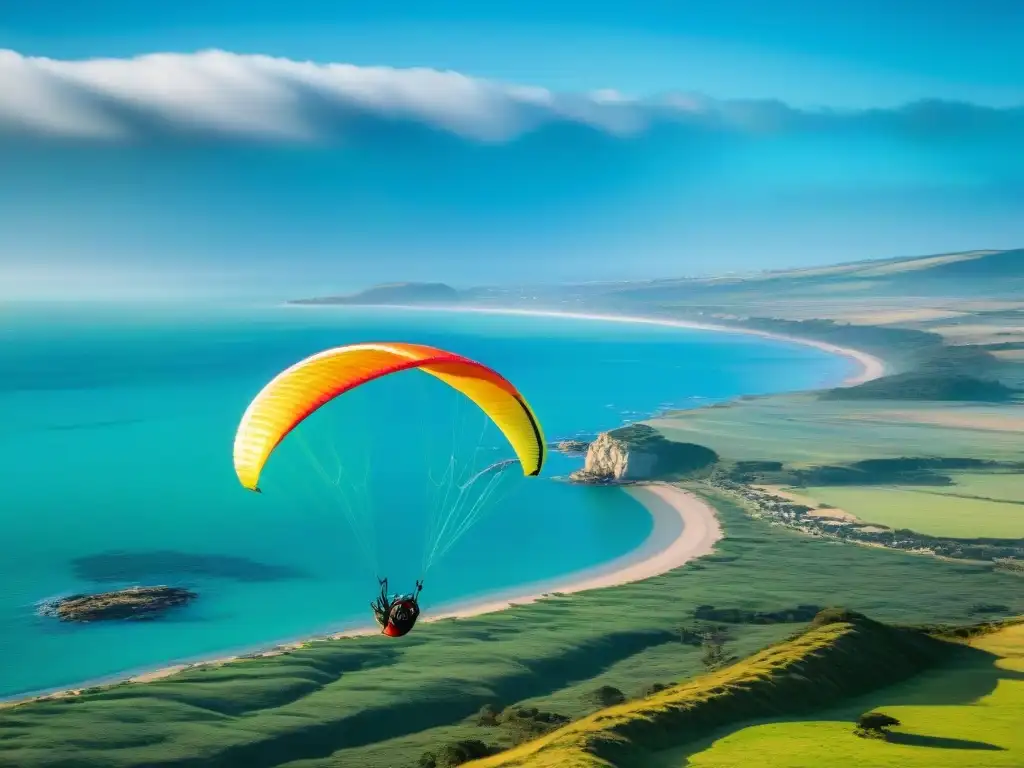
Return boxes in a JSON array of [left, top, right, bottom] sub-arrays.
[[3, 303, 877, 705], [4, 251, 1023, 768]]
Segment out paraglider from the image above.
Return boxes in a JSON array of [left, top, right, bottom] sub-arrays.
[[232, 341, 546, 637], [371, 577, 423, 637]]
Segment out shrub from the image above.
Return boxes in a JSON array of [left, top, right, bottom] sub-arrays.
[[694, 605, 821, 625], [676, 626, 706, 646], [643, 682, 675, 697], [811, 607, 864, 627], [475, 703, 500, 726], [701, 630, 729, 671], [430, 739, 495, 766], [855, 711, 901, 739], [498, 707, 570, 743], [994, 558, 1024, 574], [589, 685, 626, 707]]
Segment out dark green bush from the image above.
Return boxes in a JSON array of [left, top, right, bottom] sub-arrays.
[[589, 685, 626, 707], [475, 703, 500, 726], [811, 607, 865, 627], [433, 739, 495, 766], [855, 711, 901, 738]]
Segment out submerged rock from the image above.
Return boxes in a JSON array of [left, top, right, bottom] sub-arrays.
[[551, 439, 591, 456], [40, 586, 197, 622]]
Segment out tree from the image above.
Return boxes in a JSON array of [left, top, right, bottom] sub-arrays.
[[475, 704, 499, 726], [700, 628, 729, 671], [433, 739, 494, 766], [590, 685, 626, 707], [855, 711, 901, 739]]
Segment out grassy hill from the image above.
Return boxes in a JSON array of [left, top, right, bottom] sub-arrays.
[[290, 282, 462, 305], [598, 250, 1024, 304], [312, 249, 1022, 312], [664, 619, 1024, 768], [821, 372, 1017, 402], [2, 491, 1022, 768], [462, 614, 1023, 768], [7, 248, 1023, 768]]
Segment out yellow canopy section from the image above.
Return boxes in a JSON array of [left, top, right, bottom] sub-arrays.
[[233, 342, 546, 492]]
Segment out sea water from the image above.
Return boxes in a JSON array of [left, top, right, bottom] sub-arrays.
[[0, 303, 854, 697]]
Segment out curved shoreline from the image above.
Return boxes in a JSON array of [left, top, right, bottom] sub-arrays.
[[3, 485, 720, 704], [426, 484, 721, 620], [3, 306, 883, 705], [294, 303, 887, 388]]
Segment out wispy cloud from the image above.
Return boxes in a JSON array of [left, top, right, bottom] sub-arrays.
[[1, 49, 1022, 144]]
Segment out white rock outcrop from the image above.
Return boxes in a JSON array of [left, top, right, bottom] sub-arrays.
[[569, 431, 658, 484]]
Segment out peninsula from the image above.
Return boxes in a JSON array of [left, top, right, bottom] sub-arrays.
[[5, 249, 1023, 768], [289, 282, 461, 306]]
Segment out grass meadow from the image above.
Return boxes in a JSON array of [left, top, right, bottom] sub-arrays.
[[2, 490, 1022, 768], [799, 484, 1024, 539], [650, 397, 1024, 467], [658, 622, 1024, 768]]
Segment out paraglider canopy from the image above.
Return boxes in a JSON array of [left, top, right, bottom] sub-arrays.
[[232, 340, 547, 633], [233, 342, 546, 493]]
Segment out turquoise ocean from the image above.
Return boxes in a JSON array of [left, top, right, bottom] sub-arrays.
[[0, 304, 854, 698]]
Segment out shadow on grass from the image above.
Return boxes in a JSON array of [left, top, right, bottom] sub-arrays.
[[654, 634, 1023, 767], [887, 732, 1006, 751], [165, 629, 676, 767], [91, 644, 405, 717], [860, 642, 1024, 708]]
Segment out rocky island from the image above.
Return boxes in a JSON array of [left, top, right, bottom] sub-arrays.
[[550, 439, 591, 456], [39, 586, 198, 622], [570, 424, 719, 484], [289, 282, 462, 306]]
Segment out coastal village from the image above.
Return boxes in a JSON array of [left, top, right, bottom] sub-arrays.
[[706, 478, 1024, 566], [555, 428, 1024, 568]]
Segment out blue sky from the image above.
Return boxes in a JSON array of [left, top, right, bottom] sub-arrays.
[[1, 1, 1022, 298]]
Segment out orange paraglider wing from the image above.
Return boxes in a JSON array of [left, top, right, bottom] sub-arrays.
[[233, 342, 545, 492]]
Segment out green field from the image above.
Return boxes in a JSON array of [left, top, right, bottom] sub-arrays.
[[649, 397, 1024, 467], [944, 472, 1024, 503], [800, 484, 1024, 539], [464, 615, 1024, 768], [5, 253, 1024, 767], [658, 623, 1024, 768], [3, 490, 1023, 768]]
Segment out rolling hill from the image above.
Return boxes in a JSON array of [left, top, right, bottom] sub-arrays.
[[290, 282, 462, 306], [290, 250, 1023, 310], [599, 249, 1024, 305], [462, 614, 1024, 768]]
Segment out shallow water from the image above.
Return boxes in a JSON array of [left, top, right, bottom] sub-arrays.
[[0, 304, 853, 697]]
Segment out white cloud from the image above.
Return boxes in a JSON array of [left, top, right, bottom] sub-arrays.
[[0, 49, 654, 142], [0, 49, 1020, 144]]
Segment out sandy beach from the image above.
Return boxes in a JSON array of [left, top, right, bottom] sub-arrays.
[[140, 486, 721, 676], [425, 483, 721, 620], [5, 483, 721, 703], [325, 304, 887, 387]]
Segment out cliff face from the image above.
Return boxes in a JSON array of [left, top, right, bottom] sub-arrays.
[[569, 424, 719, 484], [570, 432, 658, 483]]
